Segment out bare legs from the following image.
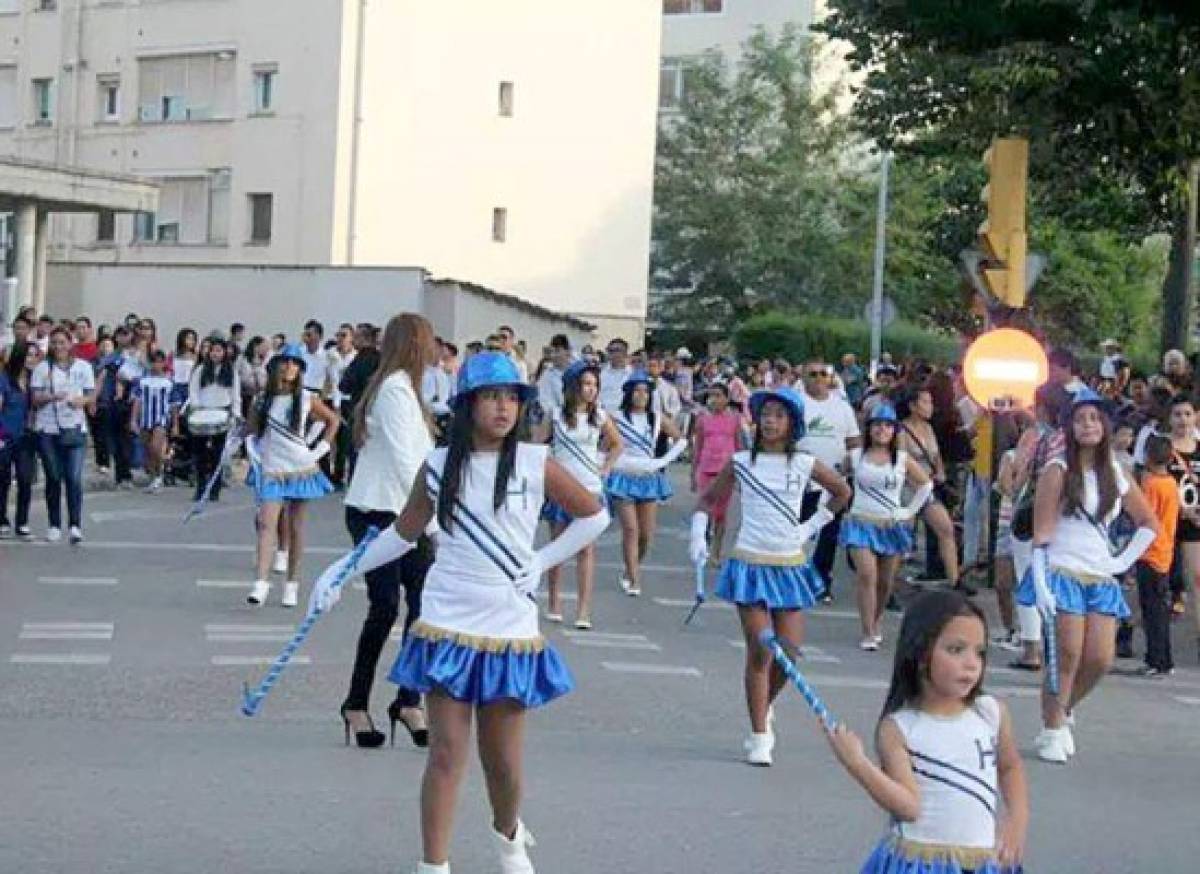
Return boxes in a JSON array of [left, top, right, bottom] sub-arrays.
[[616, 500, 658, 592], [738, 606, 804, 733], [546, 519, 597, 624], [1041, 613, 1116, 729]]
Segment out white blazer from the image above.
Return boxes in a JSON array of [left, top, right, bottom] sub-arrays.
[[345, 370, 433, 514]]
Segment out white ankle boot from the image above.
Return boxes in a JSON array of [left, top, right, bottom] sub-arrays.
[[273, 550, 289, 574], [744, 731, 774, 766], [1035, 727, 1071, 764], [414, 863, 449, 874], [281, 581, 299, 608], [493, 820, 536, 874], [247, 579, 270, 605]]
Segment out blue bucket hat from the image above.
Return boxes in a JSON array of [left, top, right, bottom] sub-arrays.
[[1064, 386, 1112, 424], [452, 351, 535, 409], [622, 370, 654, 393], [867, 402, 899, 425], [563, 359, 600, 391], [748, 387, 807, 443], [272, 343, 307, 372]]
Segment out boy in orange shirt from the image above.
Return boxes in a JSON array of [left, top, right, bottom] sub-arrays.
[[1137, 435, 1179, 676]]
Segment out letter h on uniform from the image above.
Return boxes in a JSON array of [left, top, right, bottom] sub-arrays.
[[506, 477, 530, 510], [975, 738, 997, 771]]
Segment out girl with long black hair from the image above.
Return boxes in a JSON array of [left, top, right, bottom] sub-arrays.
[[182, 334, 240, 503], [309, 351, 609, 874]]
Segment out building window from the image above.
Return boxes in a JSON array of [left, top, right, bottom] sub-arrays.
[[97, 75, 119, 122], [0, 67, 16, 127], [35, 0, 57, 11], [252, 66, 276, 114], [491, 207, 507, 243], [133, 172, 228, 244], [664, 0, 722, 13], [137, 52, 236, 123], [248, 193, 273, 243], [659, 58, 686, 110], [0, 1, 19, 13], [209, 169, 231, 243], [96, 210, 115, 242], [31, 78, 53, 124], [498, 81, 514, 117]]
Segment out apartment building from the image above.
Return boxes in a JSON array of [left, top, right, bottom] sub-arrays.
[[0, 1, 661, 336]]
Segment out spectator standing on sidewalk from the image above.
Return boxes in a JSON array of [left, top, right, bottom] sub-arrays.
[[169, 328, 199, 408], [598, 338, 634, 413], [1136, 435, 1179, 676], [95, 326, 137, 487], [30, 327, 94, 544], [0, 342, 37, 539], [71, 317, 98, 363], [237, 337, 269, 421], [325, 323, 357, 489], [337, 323, 379, 481], [300, 320, 328, 395]]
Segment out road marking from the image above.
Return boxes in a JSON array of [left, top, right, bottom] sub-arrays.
[[38, 576, 119, 586], [562, 630, 648, 641], [20, 622, 113, 640], [726, 640, 841, 663], [206, 633, 293, 643], [20, 622, 114, 630], [601, 661, 701, 677], [653, 597, 732, 609], [210, 655, 311, 666], [1174, 696, 1200, 706], [535, 591, 578, 601], [88, 507, 170, 523], [204, 624, 294, 633], [197, 579, 252, 589], [597, 561, 692, 575], [9, 653, 112, 665], [570, 638, 662, 652]]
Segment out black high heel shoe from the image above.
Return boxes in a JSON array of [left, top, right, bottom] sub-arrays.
[[340, 705, 386, 749], [388, 700, 429, 748]]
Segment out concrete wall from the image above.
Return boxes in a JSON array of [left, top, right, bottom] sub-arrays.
[[351, 0, 661, 324], [661, 0, 814, 61]]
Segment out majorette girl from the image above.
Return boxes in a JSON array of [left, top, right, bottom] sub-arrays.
[[690, 387, 851, 766], [309, 352, 609, 874], [839, 403, 934, 651], [604, 371, 687, 596]]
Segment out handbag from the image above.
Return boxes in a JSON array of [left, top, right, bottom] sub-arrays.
[[188, 407, 232, 435], [50, 367, 88, 449]]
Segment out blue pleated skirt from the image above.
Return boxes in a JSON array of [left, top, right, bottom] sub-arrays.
[[389, 623, 574, 709], [860, 838, 1020, 874], [1016, 567, 1130, 619], [716, 557, 823, 610], [540, 500, 572, 526], [840, 516, 914, 556], [247, 467, 334, 502], [605, 469, 673, 503]]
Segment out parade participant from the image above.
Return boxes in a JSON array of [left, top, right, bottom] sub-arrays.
[[245, 344, 339, 608], [825, 591, 1028, 874], [130, 350, 175, 493], [181, 334, 239, 504], [605, 371, 686, 597], [539, 359, 621, 629], [841, 403, 934, 651], [1164, 395, 1200, 646], [1016, 389, 1157, 763], [691, 387, 850, 766], [690, 381, 745, 566], [308, 351, 608, 874], [338, 314, 438, 749]]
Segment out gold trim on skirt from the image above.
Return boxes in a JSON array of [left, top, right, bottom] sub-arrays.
[[409, 620, 546, 654], [730, 548, 809, 567], [1051, 566, 1114, 586], [890, 837, 997, 868], [849, 512, 908, 528]]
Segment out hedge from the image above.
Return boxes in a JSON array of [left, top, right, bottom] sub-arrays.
[[732, 312, 960, 365]]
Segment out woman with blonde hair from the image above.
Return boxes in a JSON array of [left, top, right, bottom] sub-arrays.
[[338, 313, 439, 748]]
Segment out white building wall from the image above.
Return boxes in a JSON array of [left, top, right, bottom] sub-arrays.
[[661, 0, 813, 61], [350, 0, 661, 325]]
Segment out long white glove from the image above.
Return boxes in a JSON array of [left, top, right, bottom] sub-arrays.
[[894, 482, 933, 523], [613, 439, 689, 475], [307, 526, 416, 615], [516, 509, 610, 597], [307, 439, 332, 466], [1109, 527, 1156, 576], [689, 511, 710, 566], [1030, 546, 1056, 617], [305, 420, 326, 446], [797, 506, 833, 544]]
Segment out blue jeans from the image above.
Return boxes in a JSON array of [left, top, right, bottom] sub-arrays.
[[36, 432, 85, 529]]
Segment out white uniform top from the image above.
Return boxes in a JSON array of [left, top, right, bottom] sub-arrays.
[[550, 406, 607, 495], [888, 696, 1002, 850], [1045, 455, 1128, 577], [258, 392, 316, 476], [421, 444, 546, 641], [731, 450, 815, 558], [849, 448, 908, 518], [612, 411, 659, 461]]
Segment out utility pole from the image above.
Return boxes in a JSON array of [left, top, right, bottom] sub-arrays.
[[869, 152, 891, 366]]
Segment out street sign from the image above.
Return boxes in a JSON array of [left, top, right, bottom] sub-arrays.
[[963, 328, 1047, 410], [862, 296, 897, 328]]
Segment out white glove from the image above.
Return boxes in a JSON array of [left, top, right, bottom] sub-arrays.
[[307, 439, 332, 465], [894, 482, 933, 523], [305, 420, 326, 445], [689, 511, 710, 566], [515, 552, 545, 599], [306, 526, 415, 616], [797, 507, 833, 544], [614, 455, 660, 475], [1109, 527, 1156, 576], [1031, 546, 1056, 617], [656, 438, 689, 468]]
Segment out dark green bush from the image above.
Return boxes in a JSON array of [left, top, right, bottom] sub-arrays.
[[732, 312, 960, 365]]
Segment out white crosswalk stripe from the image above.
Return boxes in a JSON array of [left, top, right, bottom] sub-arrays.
[[726, 640, 841, 663], [601, 661, 701, 677], [20, 622, 114, 640], [38, 576, 119, 586], [9, 653, 112, 665], [211, 655, 311, 667]]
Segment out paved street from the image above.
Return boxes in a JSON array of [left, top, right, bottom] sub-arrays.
[[3, 473, 1199, 873]]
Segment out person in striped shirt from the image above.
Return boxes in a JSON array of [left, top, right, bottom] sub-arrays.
[[131, 350, 175, 493]]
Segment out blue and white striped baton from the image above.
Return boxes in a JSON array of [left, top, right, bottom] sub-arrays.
[[1042, 608, 1060, 696], [240, 526, 381, 716], [759, 629, 837, 731], [184, 422, 245, 523], [683, 561, 706, 626]]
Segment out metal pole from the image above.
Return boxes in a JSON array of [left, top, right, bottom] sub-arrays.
[[870, 152, 891, 365]]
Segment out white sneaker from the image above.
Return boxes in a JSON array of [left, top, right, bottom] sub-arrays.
[[1035, 727, 1071, 764], [859, 637, 879, 652], [619, 578, 641, 597], [45, 527, 62, 543], [247, 580, 270, 605], [281, 581, 299, 608], [492, 819, 536, 874], [744, 732, 774, 766], [414, 864, 449, 874], [873, 632, 884, 645], [1062, 725, 1075, 757], [272, 550, 289, 574], [144, 477, 163, 494], [68, 526, 84, 545]]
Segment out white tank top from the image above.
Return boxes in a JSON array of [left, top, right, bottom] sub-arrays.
[[888, 696, 1001, 849], [731, 450, 815, 559], [550, 406, 607, 495], [850, 448, 908, 518], [612, 411, 659, 461], [1045, 455, 1129, 578], [421, 443, 547, 640], [259, 392, 314, 475]]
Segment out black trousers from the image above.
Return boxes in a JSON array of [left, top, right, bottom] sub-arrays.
[[189, 431, 228, 501], [0, 434, 36, 527], [344, 507, 434, 709], [104, 402, 133, 483], [801, 490, 843, 596], [1136, 561, 1173, 671]]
